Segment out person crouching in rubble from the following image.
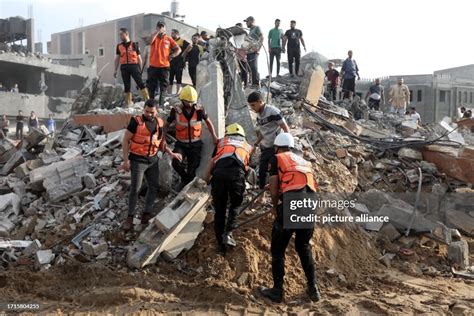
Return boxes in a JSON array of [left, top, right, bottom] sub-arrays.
[[120, 99, 182, 231], [258, 133, 321, 303], [247, 91, 289, 190], [165, 85, 218, 189], [203, 123, 252, 253]]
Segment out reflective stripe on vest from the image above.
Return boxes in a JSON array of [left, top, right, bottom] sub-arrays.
[[213, 136, 252, 171], [276, 152, 317, 193], [118, 42, 139, 65], [130, 116, 163, 157], [175, 107, 202, 142]]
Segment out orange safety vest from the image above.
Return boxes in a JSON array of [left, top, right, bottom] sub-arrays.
[[118, 41, 139, 65], [276, 151, 317, 193], [175, 105, 203, 143], [130, 115, 164, 157], [213, 136, 252, 171]]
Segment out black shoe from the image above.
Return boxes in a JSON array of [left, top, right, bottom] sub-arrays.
[[258, 286, 283, 303], [307, 285, 321, 302]]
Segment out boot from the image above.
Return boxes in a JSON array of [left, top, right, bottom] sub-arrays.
[[140, 88, 150, 101], [222, 232, 236, 247], [125, 92, 133, 107], [258, 286, 283, 303], [141, 212, 153, 225], [123, 216, 134, 231], [307, 284, 321, 302]]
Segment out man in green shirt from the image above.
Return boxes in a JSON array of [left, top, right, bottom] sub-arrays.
[[268, 19, 283, 77]]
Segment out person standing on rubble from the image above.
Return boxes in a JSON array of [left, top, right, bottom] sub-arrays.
[[28, 111, 39, 132], [388, 77, 410, 116], [365, 78, 384, 110], [247, 91, 289, 189], [244, 16, 264, 87], [120, 99, 182, 231], [268, 19, 283, 78], [203, 123, 252, 253], [147, 21, 182, 106], [165, 85, 218, 188], [282, 20, 306, 77], [15, 110, 24, 139], [258, 133, 321, 303], [46, 114, 56, 135], [168, 29, 192, 95], [325, 62, 339, 101], [113, 28, 149, 107], [186, 34, 204, 87], [340, 50, 360, 100]]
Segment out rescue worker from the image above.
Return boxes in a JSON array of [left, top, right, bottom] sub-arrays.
[[247, 91, 289, 189], [120, 99, 182, 230], [165, 85, 218, 187], [113, 28, 149, 106], [258, 133, 321, 303], [204, 123, 252, 252], [168, 29, 192, 95], [147, 21, 181, 106]]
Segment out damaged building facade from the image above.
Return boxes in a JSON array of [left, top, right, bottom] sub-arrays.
[[356, 64, 474, 123], [48, 12, 212, 86], [0, 15, 97, 120]]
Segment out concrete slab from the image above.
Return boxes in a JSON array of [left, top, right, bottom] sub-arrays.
[[378, 204, 437, 233], [446, 210, 474, 237], [299, 66, 325, 104], [448, 240, 470, 269], [0, 193, 20, 237]]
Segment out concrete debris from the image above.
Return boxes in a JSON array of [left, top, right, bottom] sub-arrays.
[[446, 210, 474, 237], [0, 193, 21, 237], [36, 249, 55, 266], [22, 239, 42, 256], [0, 138, 17, 164], [448, 240, 470, 269], [81, 239, 108, 256], [398, 147, 423, 160], [1, 150, 26, 176]]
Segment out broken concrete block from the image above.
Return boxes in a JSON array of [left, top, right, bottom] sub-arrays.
[[1, 150, 25, 175], [30, 157, 89, 202], [22, 239, 42, 256], [94, 180, 119, 210], [379, 253, 396, 268], [82, 173, 96, 189], [420, 161, 437, 173], [446, 210, 474, 237], [99, 156, 113, 169], [36, 249, 54, 265], [380, 223, 401, 241], [299, 66, 325, 104], [349, 203, 369, 216], [405, 169, 421, 183], [0, 138, 17, 164], [14, 162, 30, 178], [0, 193, 21, 237], [448, 240, 470, 269], [39, 150, 60, 165], [398, 148, 422, 160], [81, 240, 108, 256], [378, 204, 437, 233], [61, 147, 82, 160]]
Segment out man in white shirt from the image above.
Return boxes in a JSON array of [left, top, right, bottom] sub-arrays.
[[408, 107, 421, 125]]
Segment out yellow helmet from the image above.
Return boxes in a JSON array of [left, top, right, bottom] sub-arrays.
[[179, 85, 198, 103], [225, 123, 245, 137]]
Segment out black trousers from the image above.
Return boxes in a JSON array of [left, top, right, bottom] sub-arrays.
[[258, 147, 275, 189], [271, 204, 316, 289], [211, 171, 245, 245], [368, 98, 381, 110], [287, 48, 301, 75], [169, 64, 184, 85], [121, 64, 145, 93], [147, 66, 169, 104], [269, 48, 281, 76], [128, 159, 159, 216], [172, 141, 202, 184], [247, 52, 259, 85], [240, 60, 249, 87], [15, 122, 23, 139], [188, 65, 197, 86]]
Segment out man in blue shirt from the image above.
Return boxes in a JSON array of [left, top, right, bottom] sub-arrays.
[[340, 50, 360, 100]]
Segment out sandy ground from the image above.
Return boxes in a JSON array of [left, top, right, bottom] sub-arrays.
[[1, 212, 473, 315]]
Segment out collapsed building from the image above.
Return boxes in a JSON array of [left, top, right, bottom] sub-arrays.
[[0, 23, 473, 314]]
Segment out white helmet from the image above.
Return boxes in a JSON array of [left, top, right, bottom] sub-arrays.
[[274, 133, 294, 148]]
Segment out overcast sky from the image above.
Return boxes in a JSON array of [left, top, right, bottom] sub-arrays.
[[1, 0, 472, 78]]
